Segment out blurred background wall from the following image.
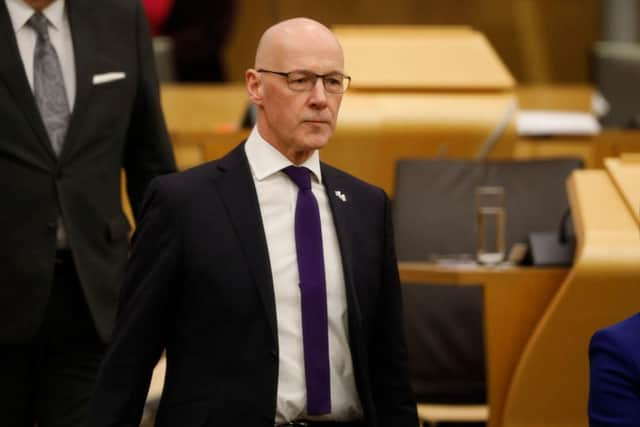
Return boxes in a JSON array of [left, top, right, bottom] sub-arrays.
[[224, 0, 614, 84]]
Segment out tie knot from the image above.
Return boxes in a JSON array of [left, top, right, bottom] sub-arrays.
[[28, 12, 50, 41], [282, 166, 311, 191]]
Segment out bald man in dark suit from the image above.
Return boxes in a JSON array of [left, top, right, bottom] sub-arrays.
[[89, 17, 417, 427]]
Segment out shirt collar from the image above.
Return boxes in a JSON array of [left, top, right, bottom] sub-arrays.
[[5, 0, 66, 33], [245, 126, 322, 184]]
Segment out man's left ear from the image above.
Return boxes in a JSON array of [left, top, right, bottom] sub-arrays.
[[246, 69, 264, 105]]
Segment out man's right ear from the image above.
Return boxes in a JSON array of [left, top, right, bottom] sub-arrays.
[[246, 69, 264, 106]]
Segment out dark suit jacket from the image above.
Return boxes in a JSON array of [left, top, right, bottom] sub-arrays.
[[88, 144, 418, 426], [589, 313, 640, 426], [0, 0, 176, 342]]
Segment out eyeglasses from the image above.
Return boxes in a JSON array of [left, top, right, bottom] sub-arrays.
[[257, 69, 351, 94]]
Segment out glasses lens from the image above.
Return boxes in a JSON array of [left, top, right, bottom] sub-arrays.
[[323, 73, 348, 94], [287, 71, 315, 91]]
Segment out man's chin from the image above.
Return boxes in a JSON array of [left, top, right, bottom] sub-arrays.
[[297, 129, 332, 149], [306, 135, 331, 149]]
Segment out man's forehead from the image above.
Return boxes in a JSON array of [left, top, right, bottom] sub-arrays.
[[255, 19, 343, 68], [272, 37, 343, 69]]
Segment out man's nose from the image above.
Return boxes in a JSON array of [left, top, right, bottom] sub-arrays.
[[308, 77, 328, 107]]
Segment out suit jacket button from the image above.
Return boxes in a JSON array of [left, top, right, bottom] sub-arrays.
[[47, 222, 57, 232], [55, 169, 63, 180], [270, 350, 277, 362]]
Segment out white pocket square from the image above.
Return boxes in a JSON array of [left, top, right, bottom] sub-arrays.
[[92, 72, 126, 85]]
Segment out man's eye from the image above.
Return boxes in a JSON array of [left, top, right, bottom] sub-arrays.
[[290, 76, 311, 84]]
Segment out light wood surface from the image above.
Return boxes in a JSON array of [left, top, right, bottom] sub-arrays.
[[158, 83, 640, 195], [611, 130, 640, 155], [417, 403, 489, 423], [513, 135, 611, 168], [399, 263, 568, 427], [161, 83, 247, 139], [501, 170, 640, 427], [605, 156, 640, 226], [330, 91, 518, 195], [160, 83, 248, 169], [514, 129, 640, 169], [513, 84, 605, 167], [334, 26, 515, 90], [199, 90, 519, 196], [515, 84, 594, 112]]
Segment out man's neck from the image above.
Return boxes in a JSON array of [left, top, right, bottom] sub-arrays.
[[22, 0, 56, 11]]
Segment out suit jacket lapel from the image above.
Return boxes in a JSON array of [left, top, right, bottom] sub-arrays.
[[215, 145, 278, 345], [0, 1, 55, 160], [61, 0, 95, 162], [321, 164, 363, 336], [322, 163, 378, 418]]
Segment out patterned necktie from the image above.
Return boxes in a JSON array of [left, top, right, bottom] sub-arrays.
[[28, 11, 70, 156], [282, 166, 331, 415]]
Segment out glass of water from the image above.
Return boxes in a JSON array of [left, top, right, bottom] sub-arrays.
[[475, 186, 506, 265]]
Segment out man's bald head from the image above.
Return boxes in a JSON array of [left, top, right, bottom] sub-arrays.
[[254, 18, 343, 70], [245, 17, 347, 164]]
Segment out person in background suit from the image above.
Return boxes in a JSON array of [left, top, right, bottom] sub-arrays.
[[88, 17, 418, 427], [0, 0, 176, 425], [588, 313, 640, 426]]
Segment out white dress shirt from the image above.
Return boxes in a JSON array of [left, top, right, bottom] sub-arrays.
[[5, 0, 76, 110], [245, 127, 363, 423]]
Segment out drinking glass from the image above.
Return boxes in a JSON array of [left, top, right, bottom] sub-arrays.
[[475, 186, 506, 265]]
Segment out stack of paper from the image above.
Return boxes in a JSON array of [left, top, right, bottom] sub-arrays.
[[517, 110, 601, 136]]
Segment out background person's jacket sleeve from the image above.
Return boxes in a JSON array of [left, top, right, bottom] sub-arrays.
[[588, 314, 640, 427], [87, 176, 181, 426], [124, 1, 176, 219]]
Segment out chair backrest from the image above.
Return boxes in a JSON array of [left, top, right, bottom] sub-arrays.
[[402, 282, 486, 403], [393, 158, 583, 261]]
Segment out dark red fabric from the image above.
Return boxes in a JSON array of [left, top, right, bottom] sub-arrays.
[[141, 0, 174, 35]]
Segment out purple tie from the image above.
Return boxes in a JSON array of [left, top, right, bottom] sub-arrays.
[[282, 166, 331, 415]]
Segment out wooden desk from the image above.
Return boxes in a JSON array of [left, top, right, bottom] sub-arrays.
[[514, 129, 640, 169], [331, 91, 518, 195], [605, 156, 640, 226], [196, 87, 520, 195], [515, 84, 593, 112], [399, 262, 568, 427], [514, 84, 603, 167], [161, 83, 248, 169], [501, 170, 640, 427], [514, 85, 640, 168], [159, 83, 640, 190], [161, 83, 247, 141]]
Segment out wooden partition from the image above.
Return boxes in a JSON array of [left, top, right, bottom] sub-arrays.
[[160, 83, 248, 170], [335, 26, 514, 90], [331, 91, 518, 195], [500, 169, 640, 427], [399, 264, 568, 427], [605, 155, 640, 226], [328, 26, 519, 195]]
